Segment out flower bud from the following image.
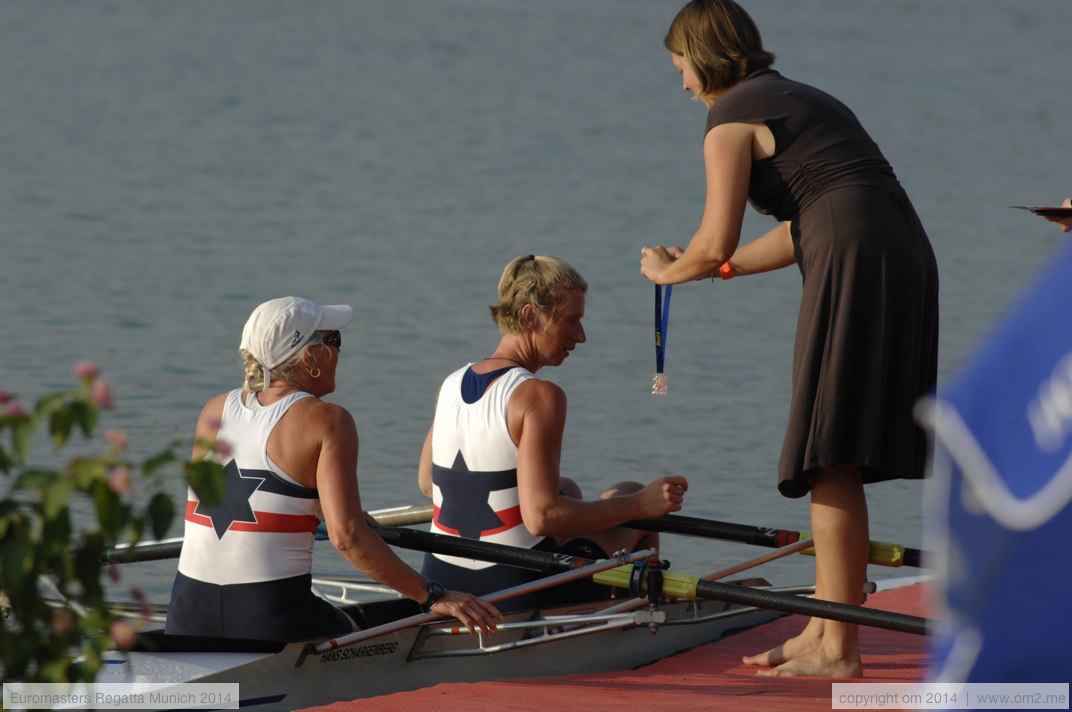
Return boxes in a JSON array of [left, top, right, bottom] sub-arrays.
[[91, 379, 113, 407], [73, 361, 99, 381], [214, 438, 232, 458], [108, 466, 133, 494], [110, 619, 137, 649], [105, 429, 129, 453]]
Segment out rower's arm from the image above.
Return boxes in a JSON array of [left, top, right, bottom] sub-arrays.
[[190, 393, 228, 460], [314, 403, 430, 602], [316, 402, 503, 636], [512, 381, 686, 538], [417, 425, 434, 499]]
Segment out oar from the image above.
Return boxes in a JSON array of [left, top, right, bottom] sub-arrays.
[[373, 528, 931, 635], [101, 504, 436, 565], [365, 504, 927, 568], [594, 564, 928, 635], [369, 525, 593, 574], [623, 513, 926, 568]]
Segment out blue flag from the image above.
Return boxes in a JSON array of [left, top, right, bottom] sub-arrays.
[[920, 240, 1072, 683]]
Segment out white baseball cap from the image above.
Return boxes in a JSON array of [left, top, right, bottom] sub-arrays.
[[240, 296, 354, 370]]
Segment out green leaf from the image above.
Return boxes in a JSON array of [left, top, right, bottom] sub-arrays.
[[71, 457, 108, 490], [148, 493, 176, 540], [14, 467, 61, 490], [185, 460, 227, 506], [89, 481, 126, 538], [42, 477, 75, 521], [0, 500, 25, 536], [1, 538, 34, 590], [69, 400, 99, 438], [141, 448, 177, 477], [49, 408, 74, 449], [12, 417, 35, 460], [34, 392, 66, 418], [73, 538, 107, 604]]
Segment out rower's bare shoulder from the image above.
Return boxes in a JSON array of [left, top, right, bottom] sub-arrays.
[[295, 397, 357, 435], [512, 378, 566, 414], [196, 392, 230, 430]]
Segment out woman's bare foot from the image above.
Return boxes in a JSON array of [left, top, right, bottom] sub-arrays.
[[741, 630, 820, 667], [756, 646, 862, 678]]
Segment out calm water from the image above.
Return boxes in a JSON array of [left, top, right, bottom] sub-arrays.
[[2, 0, 1069, 600]]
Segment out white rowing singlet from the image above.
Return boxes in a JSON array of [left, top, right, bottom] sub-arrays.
[[178, 389, 324, 585], [428, 364, 542, 570]]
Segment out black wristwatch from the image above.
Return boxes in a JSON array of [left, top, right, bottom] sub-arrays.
[[419, 580, 445, 613]]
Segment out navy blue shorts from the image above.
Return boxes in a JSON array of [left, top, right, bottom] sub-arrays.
[[166, 572, 354, 642]]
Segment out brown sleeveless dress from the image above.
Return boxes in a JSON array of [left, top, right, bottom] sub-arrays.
[[707, 70, 939, 498]]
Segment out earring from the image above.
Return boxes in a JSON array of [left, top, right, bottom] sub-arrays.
[[308, 367, 321, 379]]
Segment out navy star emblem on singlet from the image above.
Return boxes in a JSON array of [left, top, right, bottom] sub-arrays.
[[193, 459, 266, 539], [434, 452, 518, 538]]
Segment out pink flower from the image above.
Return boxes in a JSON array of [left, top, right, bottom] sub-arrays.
[[0, 388, 13, 404], [73, 361, 99, 381], [105, 429, 129, 453], [110, 619, 137, 649], [5, 403, 25, 417], [90, 379, 113, 407], [214, 438, 232, 459], [108, 466, 132, 494]]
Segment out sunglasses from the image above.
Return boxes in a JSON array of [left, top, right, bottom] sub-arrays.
[[318, 330, 342, 350]]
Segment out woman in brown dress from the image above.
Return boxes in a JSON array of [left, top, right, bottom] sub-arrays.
[[640, 0, 938, 678]]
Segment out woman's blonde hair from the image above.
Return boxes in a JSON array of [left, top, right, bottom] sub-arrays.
[[489, 255, 587, 334], [665, 0, 775, 96], [240, 332, 334, 393]]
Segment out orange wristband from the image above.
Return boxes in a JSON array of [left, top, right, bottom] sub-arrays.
[[719, 261, 735, 280]]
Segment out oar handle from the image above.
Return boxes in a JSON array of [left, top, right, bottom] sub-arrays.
[[103, 538, 183, 564], [797, 531, 926, 568], [623, 514, 800, 548], [363, 503, 434, 527], [625, 514, 928, 568]]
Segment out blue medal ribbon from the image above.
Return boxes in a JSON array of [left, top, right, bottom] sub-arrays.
[[654, 284, 672, 376]]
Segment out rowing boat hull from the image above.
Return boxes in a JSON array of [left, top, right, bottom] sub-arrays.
[[97, 596, 779, 711]]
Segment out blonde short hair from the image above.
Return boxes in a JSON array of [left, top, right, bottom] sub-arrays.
[[240, 332, 334, 393], [489, 255, 587, 334]]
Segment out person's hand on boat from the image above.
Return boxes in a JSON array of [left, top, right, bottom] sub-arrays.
[[429, 591, 504, 637]]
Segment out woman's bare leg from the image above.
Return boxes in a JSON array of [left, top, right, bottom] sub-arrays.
[[741, 548, 826, 666], [757, 464, 867, 678]]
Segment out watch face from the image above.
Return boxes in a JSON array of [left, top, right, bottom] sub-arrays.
[[421, 581, 445, 611]]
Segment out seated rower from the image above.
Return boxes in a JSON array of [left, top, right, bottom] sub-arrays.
[[418, 256, 689, 610], [167, 296, 501, 641]]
